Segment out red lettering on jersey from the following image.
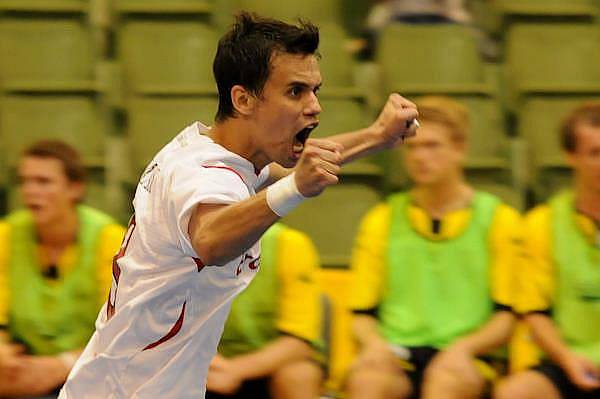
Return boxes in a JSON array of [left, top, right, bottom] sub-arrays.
[[235, 253, 260, 276]]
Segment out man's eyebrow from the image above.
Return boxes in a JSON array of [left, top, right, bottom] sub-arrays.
[[287, 81, 322, 90]]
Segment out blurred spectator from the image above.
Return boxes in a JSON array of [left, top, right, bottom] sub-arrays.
[[366, 0, 471, 29], [345, 96, 521, 399], [206, 223, 323, 399], [0, 140, 124, 398], [495, 103, 600, 399]]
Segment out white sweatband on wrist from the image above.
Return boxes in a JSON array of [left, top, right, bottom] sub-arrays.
[[266, 172, 306, 217], [58, 351, 79, 370]]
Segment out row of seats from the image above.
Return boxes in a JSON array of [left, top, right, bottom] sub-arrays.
[[2, 18, 600, 97]]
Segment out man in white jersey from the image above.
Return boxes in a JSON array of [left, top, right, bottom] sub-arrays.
[[59, 12, 418, 398]]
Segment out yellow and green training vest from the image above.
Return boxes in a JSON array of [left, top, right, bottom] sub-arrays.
[[7, 205, 114, 355], [551, 191, 600, 364], [380, 192, 500, 348]]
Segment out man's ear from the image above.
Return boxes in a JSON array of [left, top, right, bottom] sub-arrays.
[[230, 85, 256, 117]]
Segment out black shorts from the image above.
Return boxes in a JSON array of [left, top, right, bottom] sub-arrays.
[[533, 361, 600, 399], [206, 378, 271, 399], [403, 347, 504, 399]]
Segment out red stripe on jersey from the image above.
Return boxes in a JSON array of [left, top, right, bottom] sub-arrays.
[[143, 301, 187, 351], [202, 165, 245, 185], [193, 257, 205, 272]]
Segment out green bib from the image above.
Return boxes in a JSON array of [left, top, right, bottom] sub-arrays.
[[218, 223, 283, 357], [7, 205, 114, 355], [551, 191, 600, 365], [381, 192, 500, 348]]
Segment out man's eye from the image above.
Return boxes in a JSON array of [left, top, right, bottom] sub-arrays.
[[290, 87, 302, 96]]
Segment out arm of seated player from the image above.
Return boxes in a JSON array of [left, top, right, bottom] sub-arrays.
[[526, 313, 600, 390], [189, 140, 342, 266], [449, 310, 516, 357], [0, 349, 81, 397], [207, 335, 313, 394], [352, 314, 403, 373]]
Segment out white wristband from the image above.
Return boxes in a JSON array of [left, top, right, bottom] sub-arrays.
[[266, 173, 306, 217]]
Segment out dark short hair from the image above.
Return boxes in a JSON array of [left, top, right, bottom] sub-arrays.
[[22, 140, 87, 183], [213, 12, 319, 122], [561, 102, 600, 153]]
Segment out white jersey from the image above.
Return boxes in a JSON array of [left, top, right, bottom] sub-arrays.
[[60, 122, 269, 399]]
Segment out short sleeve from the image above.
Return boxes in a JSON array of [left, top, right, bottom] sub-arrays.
[[349, 203, 390, 312], [96, 223, 126, 306], [515, 206, 555, 314], [488, 204, 524, 309], [0, 222, 9, 327], [168, 164, 251, 258], [275, 228, 320, 343]]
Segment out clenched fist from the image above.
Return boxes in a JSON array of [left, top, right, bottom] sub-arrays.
[[371, 93, 419, 148], [294, 138, 344, 197]]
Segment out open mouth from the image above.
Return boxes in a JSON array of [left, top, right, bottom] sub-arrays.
[[293, 124, 318, 154]]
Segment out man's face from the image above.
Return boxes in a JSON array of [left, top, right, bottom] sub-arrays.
[[250, 52, 322, 168], [567, 123, 600, 193], [403, 121, 465, 186], [18, 156, 83, 225]]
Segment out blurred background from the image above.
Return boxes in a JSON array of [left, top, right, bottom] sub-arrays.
[[0, 0, 599, 394]]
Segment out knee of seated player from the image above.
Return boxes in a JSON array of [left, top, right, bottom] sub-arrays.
[[422, 360, 486, 399], [270, 360, 323, 396], [345, 364, 412, 399], [493, 371, 561, 399]]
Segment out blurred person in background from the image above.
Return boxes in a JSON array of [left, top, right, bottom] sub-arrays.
[[366, 0, 471, 29], [0, 140, 124, 398], [345, 96, 521, 399], [495, 103, 600, 399], [206, 223, 322, 399]]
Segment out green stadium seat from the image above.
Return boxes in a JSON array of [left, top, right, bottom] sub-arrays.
[[531, 168, 572, 204], [0, 94, 106, 167], [114, 0, 212, 14], [235, 0, 341, 25], [118, 21, 218, 94], [518, 97, 600, 204], [467, 167, 524, 210], [317, 24, 355, 91], [493, 0, 599, 19], [518, 97, 600, 169], [0, 0, 87, 13], [283, 179, 382, 268], [0, 18, 95, 90], [314, 98, 368, 138], [126, 96, 218, 171], [377, 24, 492, 95], [506, 24, 600, 101]]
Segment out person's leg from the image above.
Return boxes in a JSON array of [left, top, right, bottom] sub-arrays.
[[420, 354, 486, 399], [270, 360, 323, 399], [345, 361, 413, 399], [494, 370, 562, 399]]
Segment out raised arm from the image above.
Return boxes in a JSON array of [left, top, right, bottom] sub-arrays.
[[262, 94, 419, 187], [189, 139, 342, 265]]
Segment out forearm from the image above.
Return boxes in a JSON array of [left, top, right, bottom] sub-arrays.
[[454, 311, 516, 356], [353, 314, 387, 348], [328, 125, 387, 165], [526, 313, 571, 366], [190, 190, 279, 265], [229, 336, 314, 380]]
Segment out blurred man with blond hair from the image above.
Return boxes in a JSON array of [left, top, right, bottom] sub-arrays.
[[346, 96, 521, 399]]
